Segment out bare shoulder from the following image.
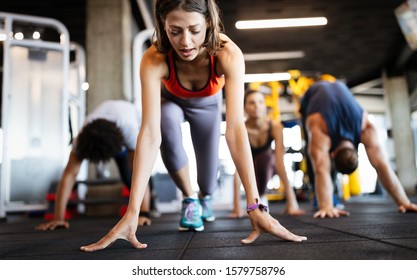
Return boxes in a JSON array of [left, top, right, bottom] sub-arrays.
[[216, 34, 244, 73], [270, 118, 283, 129], [218, 34, 242, 57], [141, 45, 168, 78], [305, 113, 331, 151], [142, 45, 166, 66], [219, 34, 240, 50], [270, 118, 284, 141], [306, 113, 327, 134], [360, 114, 378, 146], [270, 118, 283, 133]]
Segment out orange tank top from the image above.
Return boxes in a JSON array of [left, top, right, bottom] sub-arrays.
[[162, 50, 225, 98]]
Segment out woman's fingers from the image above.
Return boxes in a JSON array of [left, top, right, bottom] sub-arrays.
[[241, 230, 261, 244]]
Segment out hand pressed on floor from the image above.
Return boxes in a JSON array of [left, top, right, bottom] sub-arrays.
[[80, 212, 147, 252], [241, 209, 307, 244]]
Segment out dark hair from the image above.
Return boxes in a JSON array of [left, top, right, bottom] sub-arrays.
[[334, 147, 358, 174], [153, 0, 226, 55], [244, 89, 263, 105], [74, 119, 124, 163]]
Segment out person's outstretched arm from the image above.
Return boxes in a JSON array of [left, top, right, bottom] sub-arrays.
[[361, 117, 417, 213], [80, 46, 165, 252], [219, 35, 306, 243], [35, 152, 81, 230], [271, 121, 306, 216], [125, 149, 152, 226], [307, 121, 349, 218]]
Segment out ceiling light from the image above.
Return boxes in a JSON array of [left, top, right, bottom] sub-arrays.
[[32, 31, 41, 40], [236, 17, 328, 29], [244, 72, 291, 83], [14, 32, 24, 40], [244, 51, 305, 61], [81, 82, 90, 91]]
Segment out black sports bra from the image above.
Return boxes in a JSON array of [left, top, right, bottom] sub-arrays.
[[250, 121, 273, 155]]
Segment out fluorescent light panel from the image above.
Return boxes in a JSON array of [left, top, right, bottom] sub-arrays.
[[244, 51, 305, 61], [244, 72, 291, 83], [236, 17, 327, 29]]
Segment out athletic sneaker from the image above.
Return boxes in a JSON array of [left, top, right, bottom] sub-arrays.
[[200, 195, 215, 222], [178, 198, 204, 231]]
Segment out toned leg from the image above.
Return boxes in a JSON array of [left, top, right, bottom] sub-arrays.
[[168, 164, 195, 198], [160, 95, 204, 231], [160, 98, 191, 196], [185, 93, 222, 196], [185, 93, 222, 221]]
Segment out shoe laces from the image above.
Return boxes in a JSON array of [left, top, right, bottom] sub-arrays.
[[183, 200, 199, 220]]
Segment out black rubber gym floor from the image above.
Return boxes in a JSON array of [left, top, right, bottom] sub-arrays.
[[1, 194, 417, 260]]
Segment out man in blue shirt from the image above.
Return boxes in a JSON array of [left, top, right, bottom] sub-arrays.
[[300, 80, 417, 218]]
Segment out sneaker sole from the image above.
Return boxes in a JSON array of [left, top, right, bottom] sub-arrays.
[[202, 216, 215, 222], [178, 225, 204, 232]]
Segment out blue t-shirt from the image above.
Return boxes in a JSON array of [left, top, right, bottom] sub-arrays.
[[300, 81, 363, 152]]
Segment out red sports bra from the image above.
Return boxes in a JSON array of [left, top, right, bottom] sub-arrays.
[[162, 50, 225, 98]]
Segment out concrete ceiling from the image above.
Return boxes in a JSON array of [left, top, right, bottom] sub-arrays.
[[1, 0, 415, 89]]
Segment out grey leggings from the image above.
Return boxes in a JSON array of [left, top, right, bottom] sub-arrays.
[[160, 90, 223, 196]]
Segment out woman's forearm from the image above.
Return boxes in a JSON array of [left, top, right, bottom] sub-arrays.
[[54, 173, 76, 220], [127, 127, 161, 214], [226, 124, 259, 204], [276, 161, 298, 208]]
